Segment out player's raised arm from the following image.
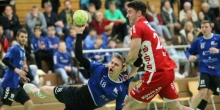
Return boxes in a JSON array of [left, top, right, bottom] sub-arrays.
[[74, 25, 91, 70]]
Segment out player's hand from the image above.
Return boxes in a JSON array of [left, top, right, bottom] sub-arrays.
[[15, 68, 27, 77], [20, 76, 30, 83], [189, 55, 197, 62], [209, 47, 219, 54], [73, 23, 86, 34]]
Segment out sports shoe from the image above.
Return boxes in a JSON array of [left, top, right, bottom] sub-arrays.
[[23, 83, 45, 98]]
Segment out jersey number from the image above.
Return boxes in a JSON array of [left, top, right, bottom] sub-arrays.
[[100, 79, 106, 88]]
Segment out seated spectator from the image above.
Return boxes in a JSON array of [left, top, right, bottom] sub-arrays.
[[146, 5, 172, 39], [90, 11, 116, 35], [161, 1, 180, 37], [186, 32, 195, 45], [201, 2, 215, 27], [59, 0, 74, 36], [25, 6, 47, 37], [0, 5, 20, 41], [43, 2, 63, 36], [104, 1, 127, 41], [179, 2, 198, 23], [179, 21, 198, 45], [86, 3, 97, 23], [87, 35, 106, 63], [31, 26, 46, 69], [194, 11, 205, 29], [65, 27, 76, 52], [44, 26, 60, 71], [54, 41, 87, 85], [105, 39, 121, 63], [105, 0, 125, 11], [214, 17, 220, 34], [203, 0, 219, 18], [180, 0, 194, 10], [41, 0, 60, 14], [80, 0, 101, 10], [0, 25, 9, 53], [84, 28, 98, 48]]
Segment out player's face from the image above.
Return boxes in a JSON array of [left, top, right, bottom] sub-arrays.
[[126, 7, 138, 26], [201, 23, 212, 36], [108, 58, 123, 76], [17, 32, 28, 46]]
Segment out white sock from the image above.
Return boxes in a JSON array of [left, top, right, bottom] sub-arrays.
[[36, 90, 45, 98]]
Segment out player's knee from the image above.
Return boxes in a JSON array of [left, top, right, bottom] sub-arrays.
[[204, 89, 212, 100], [198, 88, 208, 97]]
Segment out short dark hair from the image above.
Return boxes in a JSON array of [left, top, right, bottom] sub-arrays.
[[127, 0, 147, 16], [16, 28, 28, 37], [201, 20, 212, 27], [34, 26, 41, 31]]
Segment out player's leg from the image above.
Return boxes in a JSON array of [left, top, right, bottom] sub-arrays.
[[123, 71, 167, 110], [160, 82, 192, 110], [1, 88, 16, 110], [14, 87, 34, 110], [122, 96, 141, 110], [39, 86, 56, 98], [196, 89, 212, 110], [23, 83, 48, 99], [190, 73, 210, 109]]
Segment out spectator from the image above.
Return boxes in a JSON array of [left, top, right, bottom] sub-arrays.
[[43, 2, 63, 36], [201, 2, 215, 26], [90, 11, 115, 35], [105, 0, 125, 11], [161, 0, 177, 10], [59, 0, 74, 36], [0, 25, 9, 53], [87, 35, 106, 63], [0, 5, 20, 41], [54, 41, 87, 85], [41, 0, 60, 14], [203, 0, 219, 18], [30, 26, 46, 69], [179, 21, 198, 45], [65, 27, 76, 52], [214, 17, 220, 34], [161, 1, 180, 37], [146, 5, 172, 39], [180, 10, 196, 28], [87, 3, 97, 23], [0, 43, 5, 78], [179, 2, 198, 23], [105, 1, 127, 41], [105, 39, 121, 63], [84, 28, 98, 48], [25, 6, 47, 37], [180, 0, 193, 10], [194, 11, 205, 29], [80, 0, 101, 10]]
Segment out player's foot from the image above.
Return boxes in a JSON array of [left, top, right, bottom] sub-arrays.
[[23, 83, 45, 98]]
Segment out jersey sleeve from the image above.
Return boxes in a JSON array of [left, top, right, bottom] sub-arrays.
[[185, 38, 199, 58], [4, 45, 19, 60], [131, 24, 143, 39]]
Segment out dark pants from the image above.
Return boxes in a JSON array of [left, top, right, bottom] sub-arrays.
[[35, 51, 54, 71]]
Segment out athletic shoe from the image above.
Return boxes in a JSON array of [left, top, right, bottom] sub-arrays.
[[23, 83, 45, 98]]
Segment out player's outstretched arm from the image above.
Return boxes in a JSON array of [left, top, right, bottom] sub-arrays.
[[74, 25, 90, 70]]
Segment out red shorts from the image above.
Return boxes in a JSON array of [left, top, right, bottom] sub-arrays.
[[130, 70, 178, 103]]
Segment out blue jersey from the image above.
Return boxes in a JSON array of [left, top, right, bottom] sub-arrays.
[[2, 44, 26, 88], [186, 34, 220, 76], [53, 51, 71, 68], [45, 36, 60, 52], [88, 61, 132, 109], [30, 36, 46, 53], [65, 35, 75, 52]]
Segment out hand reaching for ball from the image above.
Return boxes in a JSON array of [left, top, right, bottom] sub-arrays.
[[74, 23, 86, 34]]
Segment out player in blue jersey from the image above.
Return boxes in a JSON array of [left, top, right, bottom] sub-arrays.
[[186, 20, 220, 110], [1, 29, 34, 110], [23, 24, 142, 110]]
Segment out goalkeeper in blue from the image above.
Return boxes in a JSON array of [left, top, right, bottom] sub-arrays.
[[23, 24, 142, 110], [186, 20, 220, 110]]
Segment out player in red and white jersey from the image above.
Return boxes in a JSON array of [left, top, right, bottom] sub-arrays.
[[122, 1, 193, 110]]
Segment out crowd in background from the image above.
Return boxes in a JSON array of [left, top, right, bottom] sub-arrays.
[[0, 0, 220, 86]]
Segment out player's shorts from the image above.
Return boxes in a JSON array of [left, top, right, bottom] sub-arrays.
[[198, 73, 220, 95], [54, 85, 97, 110], [2, 86, 30, 106], [130, 69, 178, 103]]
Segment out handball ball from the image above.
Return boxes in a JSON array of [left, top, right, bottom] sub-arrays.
[[73, 10, 88, 26]]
